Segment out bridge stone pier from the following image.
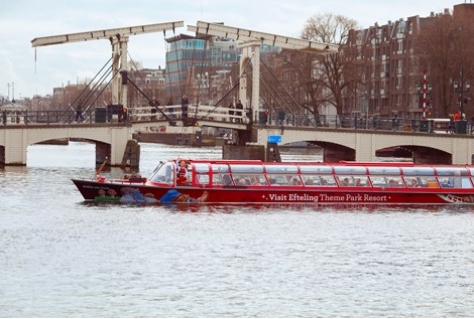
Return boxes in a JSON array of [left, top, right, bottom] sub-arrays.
[[0, 124, 132, 166], [256, 126, 474, 165]]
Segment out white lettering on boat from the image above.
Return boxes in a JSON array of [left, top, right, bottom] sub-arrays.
[[269, 194, 288, 201], [267, 193, 388, 202], [289, 193, 319, 201]]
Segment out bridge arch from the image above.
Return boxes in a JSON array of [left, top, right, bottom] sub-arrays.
[[256, 127, 474, 164], [0, 125, 131, 166]]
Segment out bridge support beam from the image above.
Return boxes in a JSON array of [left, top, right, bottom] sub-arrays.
[[1, 129, 28, 165], [96, 142, 111, 166], [240, 43, 260, 115]]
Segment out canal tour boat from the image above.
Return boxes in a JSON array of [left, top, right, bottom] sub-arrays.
[[71, 158, 474, 206]]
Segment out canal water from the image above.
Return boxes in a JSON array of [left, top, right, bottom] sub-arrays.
[[0, 142, 473, 317]]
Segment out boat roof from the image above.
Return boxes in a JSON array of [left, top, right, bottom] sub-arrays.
[[174, 159, 473, 168]]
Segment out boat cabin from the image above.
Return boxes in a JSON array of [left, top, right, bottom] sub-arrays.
[[147, 159, 474, 190]]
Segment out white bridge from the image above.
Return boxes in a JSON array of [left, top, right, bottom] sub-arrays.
[[1, 113, 474, 165], [13, 20, 471, 166]]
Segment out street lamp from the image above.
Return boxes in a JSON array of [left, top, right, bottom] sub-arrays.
[[453, 67, 470, 122], [363, 91, 369, 129]]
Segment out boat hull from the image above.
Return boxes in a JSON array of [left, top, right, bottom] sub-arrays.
[[71, 178, 474, 205]]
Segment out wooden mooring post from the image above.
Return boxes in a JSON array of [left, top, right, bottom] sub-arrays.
[[121, 139, 140, 168]]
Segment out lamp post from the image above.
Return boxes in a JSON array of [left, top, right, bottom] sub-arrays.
[[453, 67, 470, 123], [363, 90, 369, 129]]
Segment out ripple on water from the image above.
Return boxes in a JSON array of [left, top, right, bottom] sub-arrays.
[[0, 143, 473, 317]]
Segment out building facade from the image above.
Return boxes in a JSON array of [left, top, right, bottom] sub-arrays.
[[346, 3, 474, 119]]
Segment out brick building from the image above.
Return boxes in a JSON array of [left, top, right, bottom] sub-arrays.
[[345, 3, 474, 119]]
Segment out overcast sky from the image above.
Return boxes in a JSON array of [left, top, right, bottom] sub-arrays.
[[0, 0, 463, 99]]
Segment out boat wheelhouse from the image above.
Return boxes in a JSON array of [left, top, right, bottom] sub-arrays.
[[71, 159, 474, 205]]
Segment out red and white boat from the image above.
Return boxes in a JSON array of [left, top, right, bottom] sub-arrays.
[[71, 159, 474, 205]]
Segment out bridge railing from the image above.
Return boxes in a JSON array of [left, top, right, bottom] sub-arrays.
[[1, 110, 81, 125], [2, 107, 468, 135], [128, 104, 248, 123], [256, 111, 467, 135], [1, 109, 119, 125]]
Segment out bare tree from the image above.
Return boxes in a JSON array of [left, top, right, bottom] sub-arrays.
[[279, 49, 325, 116], [418, 9, 474, 118], [300, 13, 361, 115]]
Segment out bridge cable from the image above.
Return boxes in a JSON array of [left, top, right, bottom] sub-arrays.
[[194, 54, 254, 122], [260, 58, 316, 126], [122, 72, 175, 124], [61, 56, 114, 123]]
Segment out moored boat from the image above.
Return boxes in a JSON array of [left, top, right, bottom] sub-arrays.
[[71, 159, 474, 205]]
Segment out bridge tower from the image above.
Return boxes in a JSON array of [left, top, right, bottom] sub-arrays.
[[188, 21, 338, 127], [31, 21, 184, 111]]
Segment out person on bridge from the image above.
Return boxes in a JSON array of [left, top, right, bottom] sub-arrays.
[[392, 114, 399, 131], [181, 95, 189, 120], [228, 101, 235, 122], [453, 111, 461, 122], [167, 97, 175, 117], [278, 110, 286, 126], [149, 98, 159, 120], [236, 100, 243, 123], [263, 110, 269, 125], [75, 100, 85, 122]]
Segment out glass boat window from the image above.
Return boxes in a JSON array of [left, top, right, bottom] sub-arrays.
[[299, 166, 332, 174], [196, 173, 210, 185], [463, 178, 473, 188], [435, 167, 469, 176], [267, 175, 290, 185], [212, 164, 230, 173], [302, 175, 336, 186], [264, 165, 298, 174], [336, 176, 351, 186], [401, 167, 434, 176], [334, 166, 367, 175], [230, 164, 264, 174], [386, 176, 403, 187], [404, 176, 439, 188], [194, 163, 210, 174], [212, 173, 232, 186], [438, 177, 473, 188], [369, 176, 387, 187], [315, 175, 336, 186], [232, 174, 267, 186], [320, 176, 336, 186], [148, 162, 175, 184], [369, 176, 403, 187], [368, 166, 401, 175], [266, 174, 302, 186], [336, 175, 369, 187]]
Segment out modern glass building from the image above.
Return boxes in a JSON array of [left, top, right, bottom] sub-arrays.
[[165, 34, 239, 104]]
